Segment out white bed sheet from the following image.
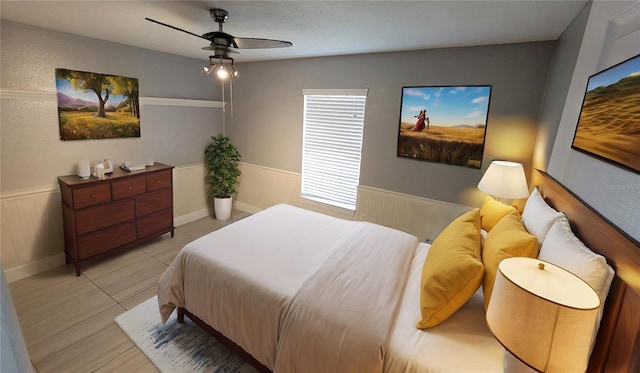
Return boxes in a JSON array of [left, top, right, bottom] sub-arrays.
[[384, 242, 504, 373]]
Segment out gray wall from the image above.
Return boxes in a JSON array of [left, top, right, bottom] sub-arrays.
[[545, 1, 640, 242], [227, 42, 556, 205], [0, 20, 223, 192], [533, 1, 591, 170]]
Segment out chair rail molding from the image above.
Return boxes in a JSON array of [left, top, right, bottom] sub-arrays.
[[0, 89, 57, 101], [0, 89, 224, 108], [139, 97, 225, 108]]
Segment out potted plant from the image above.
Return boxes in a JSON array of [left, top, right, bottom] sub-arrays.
[[205, 134, 241, 220]]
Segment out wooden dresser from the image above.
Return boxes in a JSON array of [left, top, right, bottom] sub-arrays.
[[58, 163, 174, 275]]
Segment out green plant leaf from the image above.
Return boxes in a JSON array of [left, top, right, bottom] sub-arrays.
[[204, 134, 241, 198]]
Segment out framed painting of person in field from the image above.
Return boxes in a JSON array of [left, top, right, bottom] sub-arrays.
[[397, 85, 491, 168], [571, 53, 640, 173], [56, 68, 140, 140]]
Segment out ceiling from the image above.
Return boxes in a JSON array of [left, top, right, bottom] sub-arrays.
[[0, 1, 588, 63]]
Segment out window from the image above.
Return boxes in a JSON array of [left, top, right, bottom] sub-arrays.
[[301, 89, 367, 211]]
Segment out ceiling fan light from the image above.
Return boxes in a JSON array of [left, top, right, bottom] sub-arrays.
[[231, 65, 239, 78], [202, 63, 216, 75], [216, 65, 229, 79]]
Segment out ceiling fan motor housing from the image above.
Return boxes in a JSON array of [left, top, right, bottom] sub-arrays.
[[210, 9, 229, 24]]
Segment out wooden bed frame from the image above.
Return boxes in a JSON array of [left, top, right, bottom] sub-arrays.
[[177, 169, 640, 372], [177, 307, 271, 372], [532, 170, 640, 373]]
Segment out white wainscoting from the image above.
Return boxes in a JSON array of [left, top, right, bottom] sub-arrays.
[[172, 163, 211, 226], [235, 162, 358, 220], [235, 162, 472, 242], [355, 186, 472, 242], [0, 187, 66, 282], [1, 164, 212, 282], [2, 161, 472, 281]]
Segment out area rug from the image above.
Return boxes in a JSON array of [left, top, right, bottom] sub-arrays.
[[115, 296, 258, 373]]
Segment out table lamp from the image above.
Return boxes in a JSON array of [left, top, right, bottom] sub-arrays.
[[478, 161, 529, 201], [486, 257, 600, 372]]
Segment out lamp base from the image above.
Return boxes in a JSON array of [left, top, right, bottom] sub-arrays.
[[504, 350, 537, 373]]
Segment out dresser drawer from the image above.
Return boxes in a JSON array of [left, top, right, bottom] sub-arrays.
[[112, 175, 146, 200], [72, 183, 111, 209], [75, 199, 135, 235], [137, 209, 173, 239], [77, 222, 136, 260], [146, 170, 172, 192], [136, 188, 172, 217]]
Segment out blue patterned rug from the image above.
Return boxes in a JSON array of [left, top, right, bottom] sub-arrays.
[[115, 296, 258, 373]]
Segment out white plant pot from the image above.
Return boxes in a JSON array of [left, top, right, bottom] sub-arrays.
[[213, 196, 232, 221]]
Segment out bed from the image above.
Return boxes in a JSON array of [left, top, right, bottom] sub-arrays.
[[157, 170, 640, 372]]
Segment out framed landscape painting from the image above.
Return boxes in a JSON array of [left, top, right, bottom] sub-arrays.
[[571, 53, 640, 173], [56, 68, 140, 140], [397, 85, 491, 168]]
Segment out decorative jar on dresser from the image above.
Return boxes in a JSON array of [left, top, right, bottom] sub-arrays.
[[58, 163, 174, 275]]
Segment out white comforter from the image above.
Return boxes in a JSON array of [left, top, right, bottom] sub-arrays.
[[157, 204, 417, 370], [275, 222, 417, 373]]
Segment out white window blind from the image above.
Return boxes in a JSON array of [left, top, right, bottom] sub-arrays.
[[301, 89, 367, 211]]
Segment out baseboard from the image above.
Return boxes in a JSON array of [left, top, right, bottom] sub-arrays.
[[233, 201, 262, 214], [4, 253, 66, 283], [174, 208, 210, 227]]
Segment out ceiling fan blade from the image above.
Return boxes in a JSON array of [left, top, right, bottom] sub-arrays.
[[233, 37, 293, 49], [145, 17, 210, 42]]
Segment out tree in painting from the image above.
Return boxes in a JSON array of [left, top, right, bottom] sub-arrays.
[[111, 76, 140, 119], [56, 70, 113, 118]]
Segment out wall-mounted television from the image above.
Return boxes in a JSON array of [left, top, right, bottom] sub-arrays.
[[571, 53, 640, 173]]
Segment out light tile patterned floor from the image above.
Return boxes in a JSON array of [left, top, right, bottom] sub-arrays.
[[8, 210, 250, 373]]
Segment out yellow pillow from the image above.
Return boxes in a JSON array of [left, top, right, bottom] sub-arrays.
[[480, 195, 517, 232], [482, 210, 539, 309], [417, 209, 483, 329]]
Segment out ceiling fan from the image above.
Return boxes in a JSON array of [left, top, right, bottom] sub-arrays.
[[146, 8, 292, 72]]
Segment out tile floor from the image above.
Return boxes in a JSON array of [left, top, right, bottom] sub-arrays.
[[8, 210, 250, 373]]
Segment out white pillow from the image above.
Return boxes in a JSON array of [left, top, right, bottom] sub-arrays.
[[537, 217, 615, 351], [522, 187, 564, 244]]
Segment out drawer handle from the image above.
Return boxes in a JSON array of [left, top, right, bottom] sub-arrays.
[[91, 193, 95, 198], [157, 180, 161, 184], [128, 186, 133, 190]]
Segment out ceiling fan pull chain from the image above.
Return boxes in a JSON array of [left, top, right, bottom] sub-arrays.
[[230, 78, 234, 118], [221, 81, 226, 135]]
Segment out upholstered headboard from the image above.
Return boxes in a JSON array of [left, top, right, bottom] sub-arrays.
[[533, 170, 640, 372]]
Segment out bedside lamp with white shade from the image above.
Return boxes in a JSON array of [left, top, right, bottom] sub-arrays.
[[478, 161, 529, 201], [486, 257, 600, 372]]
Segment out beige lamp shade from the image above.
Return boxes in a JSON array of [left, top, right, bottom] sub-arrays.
[[486, 257, 600, 372], [478, 161, 529, 199]]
